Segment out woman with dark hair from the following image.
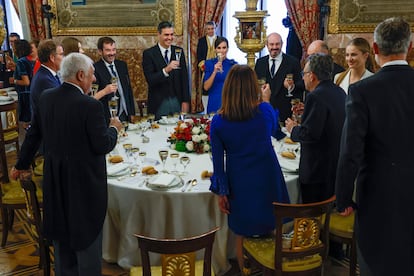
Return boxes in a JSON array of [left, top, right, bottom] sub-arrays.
[[13, 39, 34, 129], [203, 36, 237, 113], [210, 64, 289, 272]]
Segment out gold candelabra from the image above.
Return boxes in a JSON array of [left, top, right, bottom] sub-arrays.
[[233, 0, 268, 69]]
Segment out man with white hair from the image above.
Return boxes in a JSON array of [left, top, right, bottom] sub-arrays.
[[11, 53, 122, 275]]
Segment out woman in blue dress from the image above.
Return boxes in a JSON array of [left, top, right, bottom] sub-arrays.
[[203, 36, 237, 114], [209, 65, 290, 272]]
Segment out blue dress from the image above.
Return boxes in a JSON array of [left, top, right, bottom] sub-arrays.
[[210, 103, 290, 236], [203, 58, 237, 113]]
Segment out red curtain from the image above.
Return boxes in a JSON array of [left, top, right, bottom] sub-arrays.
[[284, 0, 319, 62], [189, 0, 227, 113], [11, 0, 46, 40]]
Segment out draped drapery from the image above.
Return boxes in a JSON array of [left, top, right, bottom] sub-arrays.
[[189, 0, 227, 113], [11, 0, 46, 40], [284, 0, 319, 62]]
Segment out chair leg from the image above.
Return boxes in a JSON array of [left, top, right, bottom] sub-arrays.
[[8, 210, 14, 230], [1, 208, 9, 247], [349, 236, 357, 276]]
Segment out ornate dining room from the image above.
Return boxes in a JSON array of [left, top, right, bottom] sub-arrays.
[[0, 0, 413, 275]]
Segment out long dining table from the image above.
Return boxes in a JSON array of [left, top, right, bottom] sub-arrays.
[[102, 120, 300, 275]]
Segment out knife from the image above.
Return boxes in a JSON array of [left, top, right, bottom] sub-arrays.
[[181, 179, 192, 192]]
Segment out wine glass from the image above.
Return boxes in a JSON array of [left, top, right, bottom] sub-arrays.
[[122, 143, 132, 162], [108, 96, 118, 118], [174, 48, 182, 69], [158, 149, 169, 172], [138, 151, 147, 167], [217, 53, 224, 73], [169, 152, 180, 174], [285, 73, 294, 97], [130, 147, 140, 168], [91, 84, 99, 96], [180, 155, 190, 175]]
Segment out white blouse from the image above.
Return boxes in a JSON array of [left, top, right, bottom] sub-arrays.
[[334, 69, 374, 94]]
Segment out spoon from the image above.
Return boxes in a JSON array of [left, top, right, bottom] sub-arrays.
[[187, 179, 198, 192]]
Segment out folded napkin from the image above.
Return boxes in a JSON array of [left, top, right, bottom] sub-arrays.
[[107, 163, 129, 176], [149, 173, 176, 187], [0, 95, 13, 102]]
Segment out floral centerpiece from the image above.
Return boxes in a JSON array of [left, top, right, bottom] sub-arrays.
[[168, 117, 211, 154]]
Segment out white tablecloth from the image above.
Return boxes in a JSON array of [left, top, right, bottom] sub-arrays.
[[102, 123, 300, 275]]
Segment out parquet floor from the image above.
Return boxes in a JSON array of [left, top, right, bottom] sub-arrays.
[[0, 137, 354, 275]]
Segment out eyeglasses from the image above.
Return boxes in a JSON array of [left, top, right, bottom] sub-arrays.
[[301, 70, 312, 77]]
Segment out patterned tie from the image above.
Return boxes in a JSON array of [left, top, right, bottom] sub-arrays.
[[164, 49, 169, 64], [109, 64, 117, 77], [270, 59, 276, 77]]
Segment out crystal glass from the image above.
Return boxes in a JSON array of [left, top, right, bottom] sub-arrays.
[[138, 151, 147, 167], [91, 84, 99, 96], [170, 152, 180, 174], [175, 48, 182, 69], [180, 155, 190, 175], [122, 143, 132, 162], [158, 149, 169, 173], [130, 147, 140, 168], [285, 73, 294, 97], [108, 96, 118, 118]]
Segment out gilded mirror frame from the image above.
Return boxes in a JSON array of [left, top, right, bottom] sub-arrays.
[[49, 0, 183, 36], [328, 0, 414, 33]]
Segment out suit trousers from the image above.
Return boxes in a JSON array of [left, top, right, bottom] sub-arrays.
[[156, 97, 180, 120], [53, 230, 103, 276]]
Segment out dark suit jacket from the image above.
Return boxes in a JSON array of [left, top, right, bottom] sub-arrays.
[[142, 45, 190, 116], [94, 59, 135, 124], [255, 54, 302, 122], [196, 36, 208, 64], [335, 65, 414, 275], [16, 83, 118, 250], [30, 65, 60, 113], [291, 80, 346, 199]]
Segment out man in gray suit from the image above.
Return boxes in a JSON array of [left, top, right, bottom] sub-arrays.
[[335, 17, 414, 275], [11, 53, 122, 275]]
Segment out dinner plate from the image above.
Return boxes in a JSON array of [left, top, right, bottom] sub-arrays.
[[146, 174, 184, 190], [107, 163, 130, 177], [0, 87, 16, 92], [0, 95, 14, 102], [277, 153, 299, 173]]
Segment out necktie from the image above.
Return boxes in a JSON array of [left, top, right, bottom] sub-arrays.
[[109, 64, 117, 77], [164, 49, 169, 64], [55, 74, 61, 85], [270, 59, 276, 77]]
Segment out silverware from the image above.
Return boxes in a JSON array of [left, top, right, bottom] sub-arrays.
[[181, 179, 192, 192], [187, 179, 198, 192]]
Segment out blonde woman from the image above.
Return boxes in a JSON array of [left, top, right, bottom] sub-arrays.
[[334, 38, 374, 93]]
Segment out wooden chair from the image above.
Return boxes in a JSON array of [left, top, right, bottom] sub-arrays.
[[329, 211, 357, 276], [243, 196, 336, 276], [19, 179, 50, 276], [0, 101, 19, 183], [131, 227, 219, 276]]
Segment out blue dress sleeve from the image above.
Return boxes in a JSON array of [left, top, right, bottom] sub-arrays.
[[259, 103, 286, 140], [209, 115, 229, 195]]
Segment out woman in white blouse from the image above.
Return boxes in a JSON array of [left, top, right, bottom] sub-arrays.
[[334, 38, 375, 93]]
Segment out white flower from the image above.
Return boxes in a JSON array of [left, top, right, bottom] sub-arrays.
[[192, 126, 201, 134], [186, 141, 194, 151], [203, 144, 210, 152], [184, 118, 193, 124], [199, 133, 208, 141], [179, 122, 188, 129], [170, 143, 176, 150], [192, 135, 201, 143]]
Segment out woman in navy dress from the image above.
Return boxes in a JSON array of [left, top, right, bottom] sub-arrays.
[[209, 65, 289, 272], [203, 36, 237, 114]]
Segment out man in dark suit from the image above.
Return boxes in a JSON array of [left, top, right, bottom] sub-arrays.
[[335, 17, 414, 276], [307, 40, 344, 77], [30, 39, 64, 112], [11, 53, 122, 275], [196, 21, 217, 111], [285, 54, 346, 203], [142, 21, 190, 119], [94, 36, 135, 124], [255, 32, 302, 122]]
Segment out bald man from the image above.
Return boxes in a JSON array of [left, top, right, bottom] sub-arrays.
[[307, 40, 344, 78]]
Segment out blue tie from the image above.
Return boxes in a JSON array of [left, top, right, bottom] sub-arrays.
[[55, 74, 61, 85], [164, 49, 169, 64], [270, 59, 276, 77], [109, 64, 117, 77]]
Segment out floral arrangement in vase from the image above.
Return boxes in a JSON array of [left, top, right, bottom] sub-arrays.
[[168, 117, 211, 154]]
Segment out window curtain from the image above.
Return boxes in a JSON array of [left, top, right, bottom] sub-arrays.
[[11, 0, 46, 40], [284, 0, 319, 62], [189, 0, 226, 113]]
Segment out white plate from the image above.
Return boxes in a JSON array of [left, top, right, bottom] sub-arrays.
[[158, 118, 179, 125], [0, 87, 16, 92], [0, 95, 14, 102], [107, 163, 129, 176], [277, 153, 299, 173], [146, 174, 183, 190]]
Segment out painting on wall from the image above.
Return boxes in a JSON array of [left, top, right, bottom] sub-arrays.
[[328, 0, 414, 33], [49, 0, 183, 35]]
